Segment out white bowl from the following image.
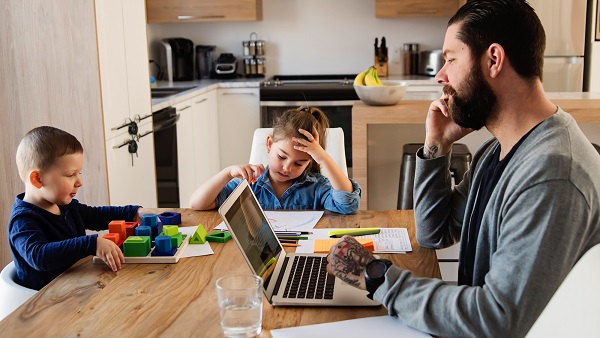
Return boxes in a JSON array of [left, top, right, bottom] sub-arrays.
[[354, 80, 409, 106]]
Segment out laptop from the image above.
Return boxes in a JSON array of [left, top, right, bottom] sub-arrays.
[[218, 179, 379, 306]]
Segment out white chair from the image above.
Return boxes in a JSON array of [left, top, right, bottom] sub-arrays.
[[526, 243, 600, 337], [249, 127, 349, 178], [0, 261, 38, 320]]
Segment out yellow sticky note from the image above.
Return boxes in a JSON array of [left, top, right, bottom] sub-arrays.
[[314, 238, 374, 253]]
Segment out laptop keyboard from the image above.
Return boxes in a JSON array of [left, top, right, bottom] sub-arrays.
[[283, 256, 335, 299]]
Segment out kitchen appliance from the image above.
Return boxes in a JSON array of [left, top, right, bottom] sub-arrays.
[[213, 53, 238, 79], [528, 0, 586, 92], [153, 106, 181, 207], [195, 45, 215, 79], [159, 38, 194, 82], [418, 50, 444, 76], [260, 74, 358, 170]]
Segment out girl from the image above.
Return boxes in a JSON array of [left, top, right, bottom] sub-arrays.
[[189, 106, 360, 214]]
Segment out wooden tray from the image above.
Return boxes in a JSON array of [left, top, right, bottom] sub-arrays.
[[93, 235, 190, 264]]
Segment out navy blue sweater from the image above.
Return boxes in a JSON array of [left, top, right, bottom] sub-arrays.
[[8, 193, 139, 290]]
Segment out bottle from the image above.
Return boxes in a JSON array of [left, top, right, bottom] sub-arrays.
[[403, 43, 419, 75]]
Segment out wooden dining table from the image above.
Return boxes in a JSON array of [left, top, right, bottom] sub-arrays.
[[0, 209, 441, 337]]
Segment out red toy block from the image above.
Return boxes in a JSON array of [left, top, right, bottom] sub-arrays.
[[125, 222, 139, 237], [109, 220, 127, 240]]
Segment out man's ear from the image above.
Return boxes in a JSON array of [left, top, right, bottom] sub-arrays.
[[29, 170, 43, 189], [486, 43, 505, 79]]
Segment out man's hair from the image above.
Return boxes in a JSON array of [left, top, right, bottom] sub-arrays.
[[449, 0, 545, 80], [16, 126, 83, 181]]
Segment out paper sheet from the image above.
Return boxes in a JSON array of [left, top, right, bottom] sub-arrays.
[[179, 226, 214, 258], [270, 315, 431, 338], [215, 210, 324, 231], [293, 228, 412, 254]]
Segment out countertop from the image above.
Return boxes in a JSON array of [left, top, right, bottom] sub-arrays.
[[150, 75, 440, 112]]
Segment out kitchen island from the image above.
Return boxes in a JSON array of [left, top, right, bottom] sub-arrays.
[[353, 92, 600, 210]]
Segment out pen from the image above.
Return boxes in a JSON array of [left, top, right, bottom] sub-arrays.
[[274, 231, 313, 235], [278, 238, 298, 244], [328, 228, 381, 238], [277, 235, 308, 240]]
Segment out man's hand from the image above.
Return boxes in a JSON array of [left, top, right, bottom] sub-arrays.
[[326, 235, 374, 290], [96, 237, 125, 272], [424, 96, 472, 158]]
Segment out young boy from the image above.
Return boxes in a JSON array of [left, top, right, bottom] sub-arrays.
[[9, 126, 143, 290]]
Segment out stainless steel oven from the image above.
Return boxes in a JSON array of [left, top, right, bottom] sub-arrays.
[[259, 75, 358, 170]]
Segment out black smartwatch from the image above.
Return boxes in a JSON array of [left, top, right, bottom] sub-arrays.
[[364, 259, 392, 299]]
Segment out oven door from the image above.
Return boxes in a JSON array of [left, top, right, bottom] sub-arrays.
[[259, 100, 354, 168]]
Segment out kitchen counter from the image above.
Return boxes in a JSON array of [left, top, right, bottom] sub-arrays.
[[353, 92, 600, 209]]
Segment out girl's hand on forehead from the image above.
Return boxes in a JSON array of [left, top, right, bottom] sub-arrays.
[[293, 127, 328, 164]]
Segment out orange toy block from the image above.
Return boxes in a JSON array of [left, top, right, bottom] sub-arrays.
[[109, 220, 127, 240], [102, 232, 120, 244], [314, 238, 374, 254]]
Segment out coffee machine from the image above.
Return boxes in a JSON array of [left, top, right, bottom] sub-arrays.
[[212, 53, 238, 79], [159, 38, 194, 82]]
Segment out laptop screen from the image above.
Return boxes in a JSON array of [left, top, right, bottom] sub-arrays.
[[222, 182, 282, 287]]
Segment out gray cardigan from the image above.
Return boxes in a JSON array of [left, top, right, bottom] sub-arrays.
[[373, 108, 600, 337]]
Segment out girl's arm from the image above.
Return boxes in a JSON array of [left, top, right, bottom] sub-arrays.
[[189, 164, 264, 210], [294, 128, 353, 192]]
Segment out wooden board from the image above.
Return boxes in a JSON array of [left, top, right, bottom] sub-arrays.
[[93, 235, 190, 264]]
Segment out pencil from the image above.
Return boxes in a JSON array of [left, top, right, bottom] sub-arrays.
[[277, 235, 308, 240], [278, 239, 298, 244], [281, 243, 301, 247], [274, 231, 313, 235]]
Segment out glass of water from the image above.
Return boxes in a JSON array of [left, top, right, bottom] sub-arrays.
[[216, 274, 263, 337]]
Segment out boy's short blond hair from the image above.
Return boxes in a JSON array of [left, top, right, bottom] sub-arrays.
[[16, 126, 83, 182]]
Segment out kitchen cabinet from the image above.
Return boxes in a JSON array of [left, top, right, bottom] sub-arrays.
[[217, 88, 261, 168], [375, 0, 465, 18], [146, 0, 263, 24], [0, 0, 155, 269], [175, 90, 220, 207]]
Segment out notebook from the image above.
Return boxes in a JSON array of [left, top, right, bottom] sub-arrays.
[[218, 179, 379, 306]]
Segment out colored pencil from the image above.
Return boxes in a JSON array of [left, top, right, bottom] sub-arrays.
[[277, 235, 308, 240], [281, 243, 301, 247]]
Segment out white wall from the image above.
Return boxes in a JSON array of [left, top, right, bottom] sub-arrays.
[[146, 0, 449, 76]]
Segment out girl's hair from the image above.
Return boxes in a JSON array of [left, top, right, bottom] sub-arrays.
[[16, 126, 83, 181], [271, 106, 329, 174]]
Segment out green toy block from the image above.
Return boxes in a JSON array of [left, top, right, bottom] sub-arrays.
[[123, 236, 151, 257], [163, 225, 179, 237], [206, 231, 232, 243], [190, 224, 208, 244], [170, 232, 183, 248]]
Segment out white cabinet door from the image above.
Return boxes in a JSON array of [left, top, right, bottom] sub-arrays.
[[175, 89, 221, 207], [174, 99, 195, 207], [95, 0, 157, 207], [217, 88, 260, 167], [191, 90, 220, 187], [105, 120, 157, 208]]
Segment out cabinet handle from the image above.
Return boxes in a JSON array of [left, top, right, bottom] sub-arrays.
[[177, 15, 225, 20], [195, 98, 208, 104], [178, 105, 192, 111], [397, 9, 438, 14], [221, 92, 257, 96]]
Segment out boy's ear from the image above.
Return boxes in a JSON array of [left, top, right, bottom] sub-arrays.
[[29, 170, 43, 189]]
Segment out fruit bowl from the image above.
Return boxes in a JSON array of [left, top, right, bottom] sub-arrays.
[[354, 80, 409, 106]]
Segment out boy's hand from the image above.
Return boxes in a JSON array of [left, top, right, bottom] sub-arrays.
[[227, 164, 265, 182], [96, 237, 125, 272], [134, 207, 146, 224]]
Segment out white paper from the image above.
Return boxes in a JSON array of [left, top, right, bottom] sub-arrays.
[[294, 228, 412, 254], [215, 210, 324, 231], [179, 226, 214, 258], [270, 315, 431, 338]]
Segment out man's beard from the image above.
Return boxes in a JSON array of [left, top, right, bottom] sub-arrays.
[[443, 64, 497, 130]]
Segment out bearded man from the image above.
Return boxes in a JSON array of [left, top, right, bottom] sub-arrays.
[[327, 1, 600, 336]]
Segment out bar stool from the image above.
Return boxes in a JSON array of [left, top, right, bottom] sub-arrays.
[[397, 143, 472, 210]]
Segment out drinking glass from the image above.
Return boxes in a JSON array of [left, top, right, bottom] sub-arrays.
[[216, 274, 263, 337]]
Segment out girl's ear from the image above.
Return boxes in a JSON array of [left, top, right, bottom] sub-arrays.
[[29, 170, 43, 189], [266, 134, 273, 152]]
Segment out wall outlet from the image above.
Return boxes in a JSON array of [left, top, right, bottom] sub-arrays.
[[392, 47, 401, 64]]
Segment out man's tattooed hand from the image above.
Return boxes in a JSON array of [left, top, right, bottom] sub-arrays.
[[326, 235, 374, 290]]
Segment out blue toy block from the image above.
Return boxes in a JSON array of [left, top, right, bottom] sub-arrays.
[[141, 214, 158, 227], [151, 247, 177, 256], [135, 225, 152, 237], [154, 235, 173, 254], [158, 211, 182, 225]]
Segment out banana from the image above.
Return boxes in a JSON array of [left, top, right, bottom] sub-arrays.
[[364, 67, 383, 86], [354, 68, 368, 86]]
